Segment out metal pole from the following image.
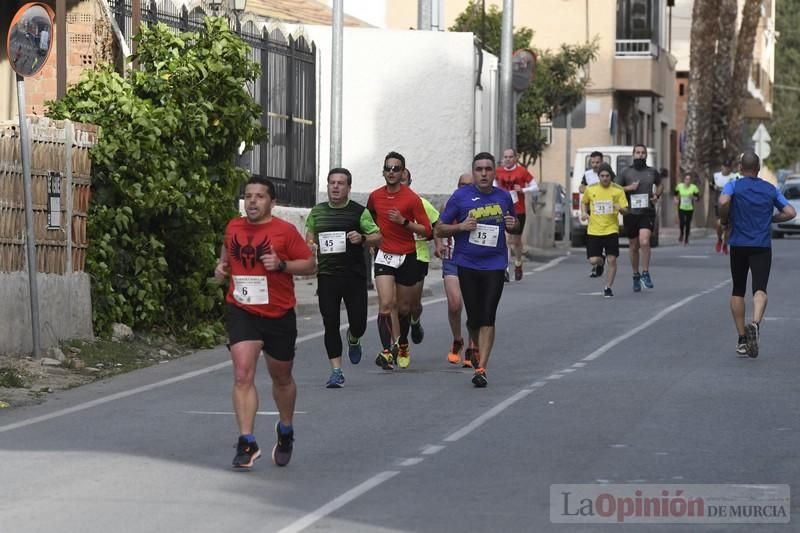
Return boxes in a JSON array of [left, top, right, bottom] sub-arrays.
[[564, 111, 573, 246], [418, 0, 433, 30], [56, 0, 66, 99], [498, 0, 513, 153], [16, 77, 42, 357], [330, 0, 343, 168]]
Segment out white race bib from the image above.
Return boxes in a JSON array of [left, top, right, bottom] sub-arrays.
[[232, 275, 268, 305], [510, 190, 519, 204], [680, 196, 693, 208], [375, 249, 405, 268], [319, 231, 347, 254], [593, 200, 614, 215], [469, 223, 500, 247], [631, 193, 649, 209]]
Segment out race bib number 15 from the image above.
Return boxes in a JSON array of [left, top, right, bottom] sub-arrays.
[[469, 223, 500, 247]]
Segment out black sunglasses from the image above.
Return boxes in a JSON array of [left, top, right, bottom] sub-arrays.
[[383, 165, 403, 173]]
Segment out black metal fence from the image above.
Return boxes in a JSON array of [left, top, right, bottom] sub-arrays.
[[107, 0, 317, 207]]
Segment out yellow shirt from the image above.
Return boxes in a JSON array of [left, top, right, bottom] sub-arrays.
[[582, 183, 628, 236]]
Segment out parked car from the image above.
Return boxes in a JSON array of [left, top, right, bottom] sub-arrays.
[[772, 178, 800, 238]]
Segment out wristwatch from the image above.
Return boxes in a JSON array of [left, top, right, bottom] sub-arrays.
[[402, 219, 410, 227], [277, 260, 287, 272]]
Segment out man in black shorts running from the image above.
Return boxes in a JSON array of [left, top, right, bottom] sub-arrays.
[[616, 144, 662, 292], [718, 151, 795, 357], [306, 168, 382, 387], [215, 177, 315, 469]]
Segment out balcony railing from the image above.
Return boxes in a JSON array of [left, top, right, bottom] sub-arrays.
[[615, 39, 659, 58]]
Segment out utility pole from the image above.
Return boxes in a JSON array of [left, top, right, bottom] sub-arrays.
[[418, 0, 433, 30], [330, 0, 343, 168], [498, 0, 513, 154]]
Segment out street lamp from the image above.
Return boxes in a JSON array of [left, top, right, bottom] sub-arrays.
[[208, 0, 223, 14], [231, 0, 245, 31]]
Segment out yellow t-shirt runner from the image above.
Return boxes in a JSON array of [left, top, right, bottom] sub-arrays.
[[582, 183, 628, 236], [415, 198, 440, 262]]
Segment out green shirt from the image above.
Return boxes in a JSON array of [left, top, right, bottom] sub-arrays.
[[306, 200, 379, 277], [415, 198, 440, 263], [675, 183, 700, 211]]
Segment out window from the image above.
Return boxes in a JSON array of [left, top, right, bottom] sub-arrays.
[[782, 185, 800, 201], [616, 0, 659, 42]]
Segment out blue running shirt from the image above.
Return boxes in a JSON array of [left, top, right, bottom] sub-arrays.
[[439, 184, 515, 271], [723, 177, 789, 248]]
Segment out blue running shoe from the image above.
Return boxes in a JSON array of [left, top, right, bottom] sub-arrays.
[[641, 271, 654, 289], [325, 369, 344, 388], [347, 332, 362, 364], [632, 273, 642, 293]]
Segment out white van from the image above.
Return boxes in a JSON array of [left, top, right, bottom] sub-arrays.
[[568, 145, 660, 247]]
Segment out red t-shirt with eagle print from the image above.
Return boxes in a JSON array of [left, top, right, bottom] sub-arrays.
[[224, 216, 312, 318]]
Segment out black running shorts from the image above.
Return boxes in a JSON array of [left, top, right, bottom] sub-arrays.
[[586, 234, 620, 258], [374, 250, 419, 287], [225, 304, 297, 361], [623, 212, 656, 239], [729, 246, 772, 297], [457, 266, 506, 329]]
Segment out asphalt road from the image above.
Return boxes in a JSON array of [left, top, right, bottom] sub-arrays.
[[2, 236, 798, 532]]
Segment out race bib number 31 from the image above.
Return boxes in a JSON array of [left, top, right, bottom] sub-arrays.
[[469, 223, 500, 247], [375, 250, 405, 268], [631, 193, 649, 209], [593, 200, 614, 215], [319, 231, 346, 254], [232, 275, 269, 305]]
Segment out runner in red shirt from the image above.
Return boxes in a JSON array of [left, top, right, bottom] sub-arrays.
[[494, 148, 538, 281], [215, 177, 315, 470], [367, 151, 431, 370]]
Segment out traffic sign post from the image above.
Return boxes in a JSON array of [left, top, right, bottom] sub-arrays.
[[6, 2, 55, 357]]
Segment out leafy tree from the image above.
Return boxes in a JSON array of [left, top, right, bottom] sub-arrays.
[[451, 1, 597, 166], [767, 0, 800, 170], [47, 18, 265, 345]]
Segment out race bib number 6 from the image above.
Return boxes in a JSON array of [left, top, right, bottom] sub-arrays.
[[319, 231, 347, 254], [232, 275, 269, 305], [375, 250, 405, 268], [469, 223, 500, 247]]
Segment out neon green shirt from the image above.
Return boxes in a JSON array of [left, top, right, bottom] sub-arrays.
[[415, 198, 440, 263], [675, 183, 700, 211]]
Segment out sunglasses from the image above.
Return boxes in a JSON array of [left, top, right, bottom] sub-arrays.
[[383, 165, 403, 173]]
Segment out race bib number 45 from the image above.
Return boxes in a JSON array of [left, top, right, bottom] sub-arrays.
[[319, 231, 346, 254], [232, 275, 269, 305], [469, 223, 500, 247], [375, 250, 405, 268]]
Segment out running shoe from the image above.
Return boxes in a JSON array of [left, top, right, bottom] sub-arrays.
[[745, 322, 759, 358], [641, 271, 654, 289], [347, 333, 362, 364], [590, 265, 598, 278], [632, 273, 642, 293], [504, 270, 510, 283], [736, 336, 748, 357], [722, 243, 728, 255], [466, 346, 480, 369], [462, 348, 474, 368], [514, 264, 523, 281], [472, 367, 488, 388], [603, 287, 613, 298], [375, 349, 395, 370], [411, 321, 425, 344], [232, 436, 261, 469], [390, 342, 400, 363], [272, 423, 293, 467], [447, 338, 464, 365], [596, 255, 605, 277], [715, 239, 722, 253], [397, 343, 411, 369], [325, 370, 345, 388]]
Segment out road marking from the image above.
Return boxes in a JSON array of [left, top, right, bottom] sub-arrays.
[[442, 388, 535, 443], [421, 444, 445, 455], [275, 470, 401, 533], [581, 279, 730, 362], [545, 373, 565, 380], [577, 291, 603, 296], [399, 458, 424, 467], [559, 368, 577, 374], [679, 255, 710, 259], [571, 362, 587, 368]]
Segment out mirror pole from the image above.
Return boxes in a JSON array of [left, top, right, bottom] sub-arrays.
[[16, 74, 42, 358]]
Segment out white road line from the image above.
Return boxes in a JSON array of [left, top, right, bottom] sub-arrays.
[[530, 381, 548, 388], [581, 279, 730, 362], [399, 458, 425, 467], [421, 444, 446, 455], [442, 388, 535, 443], [545, 373, 565, 380], [183, 411, 308, 416], [275, 470, 401, 533], [559, 368, 577, 374], [531, 256, 569, 272], [571, 362, 587, 368]]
